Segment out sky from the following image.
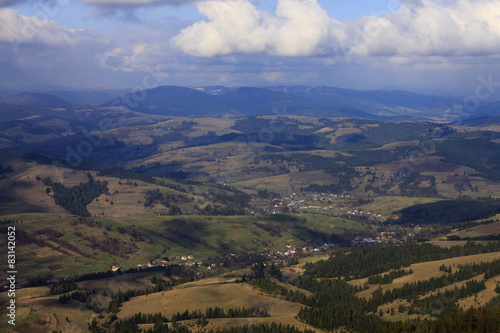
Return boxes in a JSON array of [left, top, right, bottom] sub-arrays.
[[1, 0, 500, 97]]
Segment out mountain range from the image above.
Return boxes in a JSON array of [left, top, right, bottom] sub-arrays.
[[0, 85, 499, 121]]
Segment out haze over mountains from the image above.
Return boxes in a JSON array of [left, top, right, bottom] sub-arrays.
[[1, 85, 498, 122]]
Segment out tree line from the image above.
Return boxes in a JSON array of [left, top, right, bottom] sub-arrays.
[[171, 306, 270, 321], [408, 279, 486, 317], [367, 268, 413, 285], [305, 241, 500, 279]]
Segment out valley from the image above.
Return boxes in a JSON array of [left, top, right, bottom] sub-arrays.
[[1, 87, 500, 332]]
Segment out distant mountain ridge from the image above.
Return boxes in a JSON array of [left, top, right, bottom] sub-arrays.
[[101, 85, 385, 119], [2, 86, 499, 121], [100, 85, 473, 120], [51, 88, 132, 106], [0, 92, 72, 108]]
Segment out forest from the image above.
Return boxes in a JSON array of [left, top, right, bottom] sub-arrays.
[[42, 172, 109, 216]]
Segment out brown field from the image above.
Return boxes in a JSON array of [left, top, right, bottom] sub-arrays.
[[77, 271, 161, 294], [428, 240, 468, 248], [375, 156, 475, 174], [356, 196, 441, 217], [469, 221, 500, 235], [187, 118, 237, 137], [448, 220, 500, 239], [235, 171, 337, 192], [0, 152, 206, 219], [378, 272, 500, 320], [0, 285, 96, 333], [326, 127, 361, 144], [282, 254, 331, 278], [117, 281, 320, 332], [452, 125, 500, 133], [373, 140, 420, 150], [173, 276, 235, 288], [351, 252, 500, 299], [350, 253, 500, 321], [313, 127, 335, 134], [458, 274, 500, 309], [0, 154, 78, 215]]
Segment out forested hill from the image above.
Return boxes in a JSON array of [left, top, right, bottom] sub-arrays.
[[100, 85, 463, 120]]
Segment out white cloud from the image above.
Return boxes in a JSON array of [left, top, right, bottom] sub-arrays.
[[0, 8, 101, 47], [350, 0, 500, 57], [0, 8, 115, 89], [3, 0, 500, 95], [80, 0, 192, 6], [172, 0, 500, 60], [100, 44, 160, 72], [171, 0, 345, 57]]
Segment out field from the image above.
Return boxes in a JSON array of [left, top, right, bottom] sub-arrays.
[[347, 251, 500, 321], [2, 116, 500, 332], [351, 251, 500, 293], [117, 281, 319, 332], [356, 196, 441, 218], [235, 171, 337, 193], [446, 215, 500, 239], [0, 209, 371, 284]]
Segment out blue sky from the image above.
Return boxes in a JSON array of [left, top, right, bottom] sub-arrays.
[[1, 0, 500, 98]]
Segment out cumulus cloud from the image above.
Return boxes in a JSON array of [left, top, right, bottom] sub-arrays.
[[0, 8, 102, 47], [171, 0, 500, 60], [350, 0, 500, 57], [0, 8, 114, 88], [172, 0, 345, 57]]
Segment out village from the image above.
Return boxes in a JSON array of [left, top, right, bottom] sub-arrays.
[[109, 222, 425, 275], [110, 242, 329, 275], [265, 192, 388, 223]]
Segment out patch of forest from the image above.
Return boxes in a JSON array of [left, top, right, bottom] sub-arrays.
[[261, 153, 358, 192], [246, 249, 500, 333], [397, 199, 500, 225], [305, 242, 500, 279], [436, 138, 500, 181], [42, 172, 109, 216]]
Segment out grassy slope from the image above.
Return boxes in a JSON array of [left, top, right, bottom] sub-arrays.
[[117, 280, 319, 332], [2, 251, 499, 332], [0, 210, 370, 283], [348, 251, 500, 321]]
